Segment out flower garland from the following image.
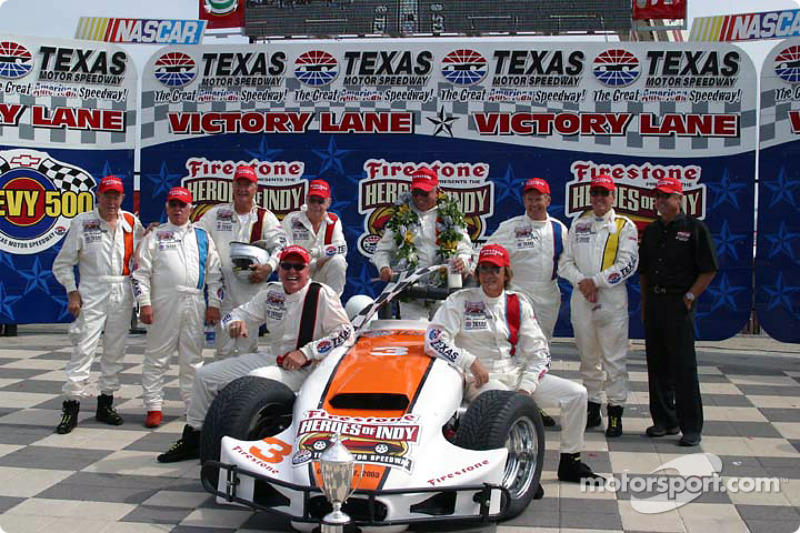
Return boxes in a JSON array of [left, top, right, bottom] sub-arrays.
[[385, 190, 467, 274]]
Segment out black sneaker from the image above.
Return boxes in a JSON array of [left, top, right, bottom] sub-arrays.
[[646, 424, 680, 438], [605, 405, 623, 438], [158, 425, 201, 463], [56, 400, 80, 434], [586, 401, 602, 429], [557, 452, 605, 483], [96, 394, 123, 425], [540, 409, 556, 427], [678, 433, 702, 447]]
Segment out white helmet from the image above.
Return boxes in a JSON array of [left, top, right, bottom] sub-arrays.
[[345, 294, 375, 321], [229, 241, 270, 282]]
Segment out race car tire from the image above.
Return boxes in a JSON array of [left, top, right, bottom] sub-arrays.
[[454, 390, 545, 520], [200, 376, 295, 486]]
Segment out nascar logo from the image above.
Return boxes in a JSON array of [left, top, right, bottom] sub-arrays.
[[204, 0, 237, 15], [774, 45, 800, 83], [154, 51, 196, 87], [441, 49, 487, 86], [593, 49, 640, 87], [0, 41, 33, 80], [294, 50, 338, 87]]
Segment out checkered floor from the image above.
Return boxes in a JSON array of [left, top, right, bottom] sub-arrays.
[[0, 331, 798, 533]]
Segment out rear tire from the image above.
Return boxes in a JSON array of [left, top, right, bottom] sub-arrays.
[[454, 390, 545, 520], [200, 376, 295, 486]]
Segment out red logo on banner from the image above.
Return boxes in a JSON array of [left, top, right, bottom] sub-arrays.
[[633, 0, 686, 20], [199, 0, 244, 29]]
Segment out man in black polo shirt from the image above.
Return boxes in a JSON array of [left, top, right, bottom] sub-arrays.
[[639, 177, 718, 447]]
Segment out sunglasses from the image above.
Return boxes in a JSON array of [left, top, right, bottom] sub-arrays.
[[477, 264, 501, 274], [411, 189, 431, 197], [590, 189, 611, 197], [279, 262, 307, 272], [307, 196, 326, 204], [168, 200, 189, 208], [654, 191, 673, 200]]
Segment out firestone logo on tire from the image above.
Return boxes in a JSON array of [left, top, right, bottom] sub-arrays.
[[0, 41, 33, 80], [154, 52, 197, 87], [0, 149, 96, 254], [593, 49, 640, 87]]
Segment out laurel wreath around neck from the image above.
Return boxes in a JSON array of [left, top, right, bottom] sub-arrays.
[[385, 190, 467, 273]]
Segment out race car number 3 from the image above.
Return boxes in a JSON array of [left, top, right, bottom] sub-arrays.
[[370, 346, 409, 356], [249, 437, 292, 464]]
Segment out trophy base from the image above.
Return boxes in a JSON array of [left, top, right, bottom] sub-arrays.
[[322, 509, 351, 525]]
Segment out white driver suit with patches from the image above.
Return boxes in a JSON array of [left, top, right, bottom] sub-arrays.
[[425, 288, 588, 453], [372, 204, 472, 320], [131, 222, 223, 414], [282, 206, 347, 295], [558, 209, 639, 407], [195, 203, 286, 358], [186, 281, 352, 430], [53, 209, 144, 400], [486, 214, 568, 341]]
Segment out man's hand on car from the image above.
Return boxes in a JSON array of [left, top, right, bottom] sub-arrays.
[[280, 350, 308, 370], [229, 320, 248, 338], [470, 359, 489, 387]]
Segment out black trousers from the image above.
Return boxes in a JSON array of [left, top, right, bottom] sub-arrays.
[[644, 292, 703, 434]]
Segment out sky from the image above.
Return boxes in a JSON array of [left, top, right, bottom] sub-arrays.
[[0, 0, 799, 73]]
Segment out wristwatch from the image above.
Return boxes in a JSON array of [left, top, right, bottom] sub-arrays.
[[684, 291, 695, 302]]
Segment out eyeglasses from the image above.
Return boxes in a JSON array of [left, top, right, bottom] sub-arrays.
[[168, 200, 188, 208], [590, 189, 611, 197], [411, 189, 430, 197], [654, 191, 673, 200], [307, 197, 325, 204], [477, 264, 501, 274], [279, 262, 307, 272]]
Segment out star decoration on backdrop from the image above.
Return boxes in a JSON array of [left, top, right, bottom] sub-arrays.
[[706, 273, 747, 312], [0, 282, 21, 321], [16, 257, 54, 297], [50, 293, 73, 322], [313, 137, 352, 176], [348, 262, 380, 298], [762, 272, 799, 313], [0, 250, 15, 270], [706, 168, 747, 210], [714, 220, 746, 262], [246, 136, 284, 162], [763, 167, 799, 209], [427, 106, 458, 138], [494, 163, 522, 206], [145, 161, 183, 199], [764, 221, 799, 261]]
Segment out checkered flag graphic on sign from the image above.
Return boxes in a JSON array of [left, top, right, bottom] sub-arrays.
[[0, 156, 11, 175], [38, 158, 96, 193]]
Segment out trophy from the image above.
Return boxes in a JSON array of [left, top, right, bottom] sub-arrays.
[[319, 433, 362, 532]]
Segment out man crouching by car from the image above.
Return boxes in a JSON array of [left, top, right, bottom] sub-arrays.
[[158, 244, 353, 463], [424, 244, 603, 496]]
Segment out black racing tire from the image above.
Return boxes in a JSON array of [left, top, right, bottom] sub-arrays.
[[454, 390, 545, 520], [200, 376, 295, 486]]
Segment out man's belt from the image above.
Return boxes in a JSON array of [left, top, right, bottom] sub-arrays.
[[649, 285, 685, 295]]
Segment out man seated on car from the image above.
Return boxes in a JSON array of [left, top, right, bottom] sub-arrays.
[[424, 244, 603, 494], [157, 244, 353, 463]]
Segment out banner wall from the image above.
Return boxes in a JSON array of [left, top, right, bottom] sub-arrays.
[[140, 40, 757, 340], [0, 36, 137, 324]]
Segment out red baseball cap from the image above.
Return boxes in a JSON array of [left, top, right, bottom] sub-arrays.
[[523, 178, 550, 194], [308, 179, 331, 199], [279, 244, 310, 264], [97, 175, 124, 194], [234, 165, 258, 183], [167, 187, 192, 204], [478, 244, 510, 268], [590, 174, 616, 191], [410, 168, 438, 192], [655, 177, 683, 194]]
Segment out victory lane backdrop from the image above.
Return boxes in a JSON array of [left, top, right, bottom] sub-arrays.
[[138, 39, 757, 340], [0, 35, 137, 324]]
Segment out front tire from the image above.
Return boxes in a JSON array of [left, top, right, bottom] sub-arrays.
[[454, 390, 545, 520], [200, 376, 295, 486]]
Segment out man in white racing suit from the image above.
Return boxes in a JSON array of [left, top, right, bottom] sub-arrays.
[[425, 244, 602, 495], [157, 244, 352, 463], [132, 187, 223, 428], [372, 167, 473, 320], [559, 174, 639, 438], [195, 164, 286, 359], [52, 175, 144, 434], [281, 179, 347, 295]]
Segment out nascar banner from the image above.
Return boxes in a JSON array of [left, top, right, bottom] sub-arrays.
[[140, 40, 756, 340], [757, 39, 800, 343], [690, 9, 800, 42], [75, 17, 206, 45], [0, 36, 137, 324]]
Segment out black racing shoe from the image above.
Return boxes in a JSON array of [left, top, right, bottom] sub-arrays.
[[96, 394, 123, 425], [605, 405, 623, 438], [646, 424, 680, 438], [540, 409, 556, 427], [678, 433, 702, 447], [56, 400, 80, 434], [157, 425, 201, 463], [586, 401, 602, 429], [557, 452, 605, 484]]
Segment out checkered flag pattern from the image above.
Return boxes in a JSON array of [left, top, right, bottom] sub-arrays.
[[38, 157, 96, 193], [759, 39, 800, 149]]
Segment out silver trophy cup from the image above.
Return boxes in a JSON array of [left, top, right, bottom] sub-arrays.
[[319, 433, 363, 530]]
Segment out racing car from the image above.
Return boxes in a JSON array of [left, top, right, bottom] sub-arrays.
[[199, 265, 546, 530]]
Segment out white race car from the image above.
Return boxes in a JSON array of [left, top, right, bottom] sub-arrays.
[[200, 265, 545, 530]]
